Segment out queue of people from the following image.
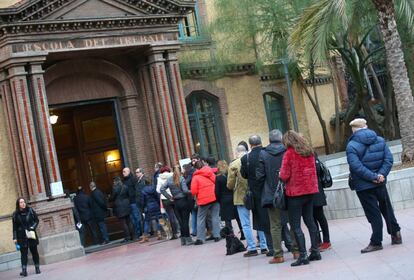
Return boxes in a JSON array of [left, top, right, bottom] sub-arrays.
[[12, 118, 403, 277]]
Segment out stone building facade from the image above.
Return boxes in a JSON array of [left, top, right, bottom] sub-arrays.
[[0, 0, 340, 265]]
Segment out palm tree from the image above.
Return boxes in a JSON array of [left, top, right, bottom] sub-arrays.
[[371, 0, 414, 161], [289, 0, 414, 161]]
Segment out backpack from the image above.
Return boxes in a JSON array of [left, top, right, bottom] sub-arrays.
[[315, 157, 333, 188]]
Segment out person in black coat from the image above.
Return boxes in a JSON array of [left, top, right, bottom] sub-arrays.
[[313, 155, 331, 251], [12, 197, 40, 277], [241, 135, 272, 255], [123, 167, 141, 238], [256, 129, 298, 263], [215, 160, 244, 239], [184, 163, 197, 237], [111, 176, 134, 242], [73, 187, 99, 246], [89, 182, 109, 244]]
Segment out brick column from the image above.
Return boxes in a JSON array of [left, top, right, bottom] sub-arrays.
[[138, 66, 164, 163], [28, 63, 62, 190], [165, 51, 194, 158], [119, 94, 141, 168], [0, 72, 28, 199], [7, 64, 47, 201], [148, 52, 182, 165]]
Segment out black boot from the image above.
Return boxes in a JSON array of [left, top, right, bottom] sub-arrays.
[[309, 250, 322, 261], [35, 265, 41, 274], [291, 253, 310, 267], [20, 266, 27, 277], [180, 237, 186, 246]]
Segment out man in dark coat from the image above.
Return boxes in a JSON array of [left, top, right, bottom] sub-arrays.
[[89, 182, 109, 244], [73, 186, 99, 246], [346, 118, 401, 254], [123, 167, 141, 238], [241, 135, 272, 255], [257, 129, 297, 263]]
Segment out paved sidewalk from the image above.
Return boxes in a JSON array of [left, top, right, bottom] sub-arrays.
[[1, 208, 414, 280]]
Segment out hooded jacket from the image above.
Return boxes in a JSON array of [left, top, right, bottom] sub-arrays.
[[156, 172, 173, 200], [256, 142, 286, 208], [346, 128, 393, 192], [279, 147, 319, 197], [191, 166, 216, 206]]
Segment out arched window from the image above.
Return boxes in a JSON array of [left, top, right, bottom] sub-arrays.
[[263, 93, 288, 133], [186, 91, 226, 160]]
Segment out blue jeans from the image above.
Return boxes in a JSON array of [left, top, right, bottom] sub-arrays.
[[144, 218, 161, 234], [97, 221, 109, 242], [130, 204, 142, 236], [237, 205, 267, 251], [191, 208, 197, 235]]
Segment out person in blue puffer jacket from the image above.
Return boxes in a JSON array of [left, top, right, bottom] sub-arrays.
[[346, 118, 402, 254]]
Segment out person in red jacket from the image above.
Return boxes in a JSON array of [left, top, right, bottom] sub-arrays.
[[191, 161, 221, 245], [279, 130, 321, 266]]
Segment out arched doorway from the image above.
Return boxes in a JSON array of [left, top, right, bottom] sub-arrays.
[[263, 92, 288, 133], [186, 91, 226, 160]]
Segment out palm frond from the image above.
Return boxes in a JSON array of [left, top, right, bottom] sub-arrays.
[[288, 0, 348, 63], [396, 0, 414, 35]]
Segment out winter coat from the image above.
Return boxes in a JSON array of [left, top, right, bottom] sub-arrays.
[[156, 172, 173, 200], [135, 175, 147, 208], [73, 191, 93, 222], [153, 170, 160, 188], [111, 183, 131, 218], [256, 142, 286, 208], [191, 166, 217, 206], [346, 128, 393, 192], [279, 147, 319, 197], [12, 207, 39, 247], [241, 146, 270, 232], [313, 155, 327, 207], [215, 174, 236, 221], [141, 185, 161, 220], [90, 188, 108, 222], [124, 173, 138, 204], [161, 176, 190, 200], [227, 157, 248, 205], [185, 167, 195, 189]]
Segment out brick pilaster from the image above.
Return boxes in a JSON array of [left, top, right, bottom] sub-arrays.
[[0, 72, 28, 199], [7, 64, 47, 201], [138, 66, 163, 163], [28, 63, 62, 189], [148, 52, 183, 166], [165, 52, 194, 158]]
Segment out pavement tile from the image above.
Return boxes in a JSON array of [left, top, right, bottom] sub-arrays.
[[1, 208, 414, 280]]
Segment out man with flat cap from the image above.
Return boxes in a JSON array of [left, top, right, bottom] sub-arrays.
[[346, 118, 402, 254]]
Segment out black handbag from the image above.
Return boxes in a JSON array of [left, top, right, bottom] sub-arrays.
[[243, 189, 254, 210], [273, 180, 287, 210]]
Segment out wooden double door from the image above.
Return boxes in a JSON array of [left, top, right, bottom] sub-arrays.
[[51, 101, 124, 196]]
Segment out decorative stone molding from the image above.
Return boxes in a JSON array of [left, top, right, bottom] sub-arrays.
[[0, 0, 195, 23], [180, 63, 256, 80]]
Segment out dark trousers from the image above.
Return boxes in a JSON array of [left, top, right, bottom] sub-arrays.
[[120, 216, 135, 240], [20, 245, 39, 267], [79, 220, 99, 246], [287, 194, 319, 254], [356, 185, 401, 245], [97, 221, 109, 242], [162, 199, 179, 235], [313, 206, 330, 243], [174, 197, 192, 237]]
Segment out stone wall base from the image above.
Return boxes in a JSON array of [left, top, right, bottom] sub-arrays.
[[38, 230, 84, 265]]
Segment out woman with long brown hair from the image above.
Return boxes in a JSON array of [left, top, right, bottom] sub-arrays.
[[160, 165, 194, 246], [12, 197, 40, 277], [279, 131, 321, 266]]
